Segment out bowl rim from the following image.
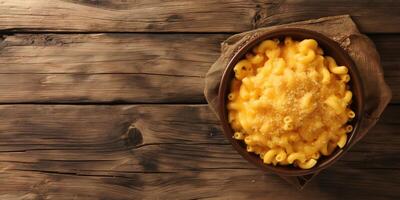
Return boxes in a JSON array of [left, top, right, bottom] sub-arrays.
[[217, 28, 365, 176]]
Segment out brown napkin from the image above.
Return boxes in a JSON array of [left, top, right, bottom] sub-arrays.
[[204, 15, 392, 189]]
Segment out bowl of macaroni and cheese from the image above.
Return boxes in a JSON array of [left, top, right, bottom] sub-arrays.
[[218, 28, 364, 176]]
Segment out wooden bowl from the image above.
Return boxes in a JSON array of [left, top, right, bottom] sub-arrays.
[[218, 28, 364, 176]]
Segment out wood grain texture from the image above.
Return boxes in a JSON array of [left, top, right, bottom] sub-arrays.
[[0, 34, 226, 103], [0, 34, 398, 103], [372, 35, 400, 103], [0, 0, 397, 199], [0, 105, 398, 199], [0, 0, 399, 33]]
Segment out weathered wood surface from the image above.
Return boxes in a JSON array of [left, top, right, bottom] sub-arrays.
[[0, 0, 399, 33], [0, 0, 398, 199], [0, 34, 224, 103], [0, 34, 398, 103], [0, 105, 398, 199]]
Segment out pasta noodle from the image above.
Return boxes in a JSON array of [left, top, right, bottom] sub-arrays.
[[227, 37, 355, 169]]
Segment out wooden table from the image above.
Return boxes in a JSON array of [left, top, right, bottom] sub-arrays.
[[0, 1, 399, 199]]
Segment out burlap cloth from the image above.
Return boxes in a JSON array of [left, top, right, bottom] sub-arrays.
[[204, 15, 392, 189]]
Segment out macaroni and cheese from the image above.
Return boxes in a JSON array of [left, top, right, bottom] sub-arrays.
[[227, 37, 355, 169]]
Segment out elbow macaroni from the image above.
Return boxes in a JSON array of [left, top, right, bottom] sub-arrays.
[[227, 37, 355, 169]]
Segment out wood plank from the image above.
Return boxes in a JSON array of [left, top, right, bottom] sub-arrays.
[[0, 169, 398, 200], [0, 0, 398, 33], [0, 34, 224, 74], [0, 34, 226, 103], [0, 105, 398, 199], [0, 34, 398, 103]]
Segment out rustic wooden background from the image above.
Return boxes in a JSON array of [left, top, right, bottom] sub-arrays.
[[0, 0, 399, 199]]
